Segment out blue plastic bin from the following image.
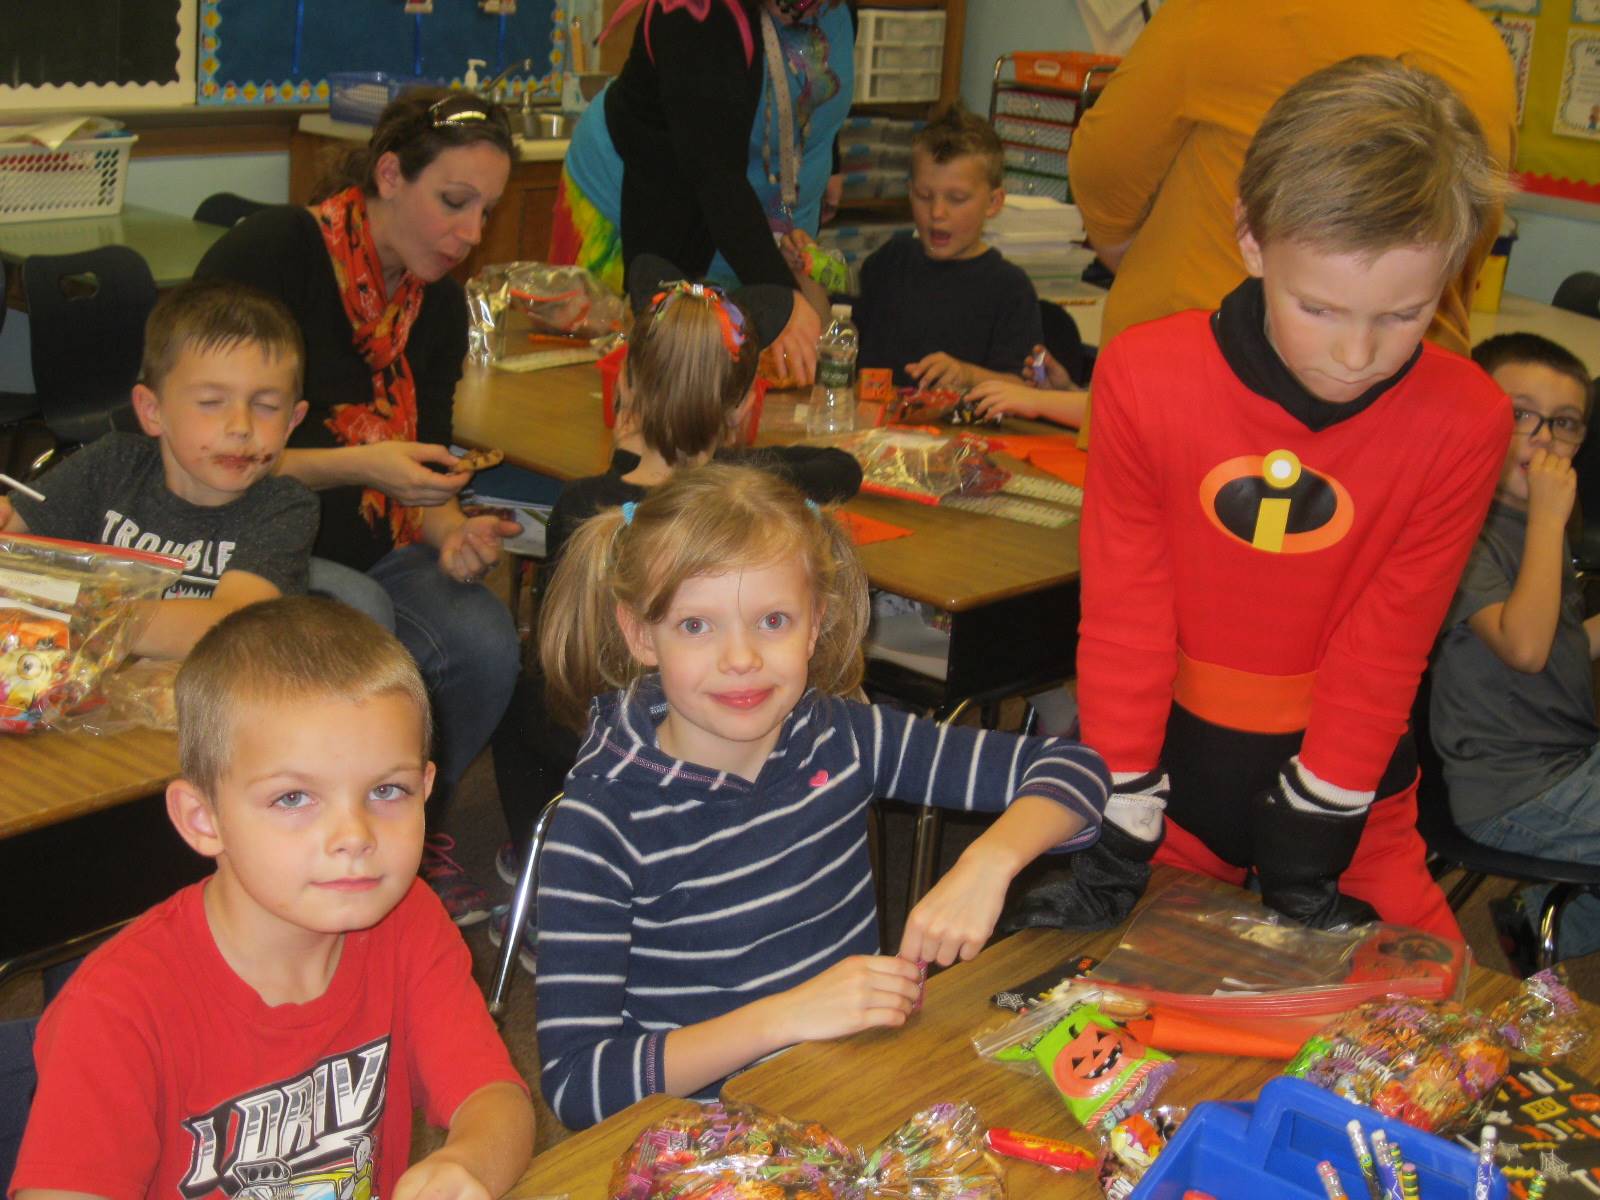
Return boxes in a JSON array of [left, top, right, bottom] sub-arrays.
[[1131, 1077, 1507, 1199]]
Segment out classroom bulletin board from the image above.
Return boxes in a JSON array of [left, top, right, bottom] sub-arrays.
[[1477, 0, 1600, 206], [197, 0, 561, 106]]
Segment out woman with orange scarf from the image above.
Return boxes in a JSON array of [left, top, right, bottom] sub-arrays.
[[197, 90, 521, 924]]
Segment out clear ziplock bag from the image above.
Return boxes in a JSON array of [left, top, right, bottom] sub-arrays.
[[466, 262, 627, 363], [0, 533, 183, 733]]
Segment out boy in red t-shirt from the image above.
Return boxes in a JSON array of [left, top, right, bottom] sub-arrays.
[[1012, 56, 1511, 938], [10, 598, 533, 1200]]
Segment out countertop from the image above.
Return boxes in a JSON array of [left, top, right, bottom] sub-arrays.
[[297, 112, 569, 162]]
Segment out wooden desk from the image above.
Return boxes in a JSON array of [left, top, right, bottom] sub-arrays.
[[512, 873, 1600, 1198], [453, 363, 1081, 696], [0, 725, 178, 840], [0, 205, 226, 307]]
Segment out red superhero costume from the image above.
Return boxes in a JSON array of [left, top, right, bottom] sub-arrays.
[[1073, 279, 1509, 938]]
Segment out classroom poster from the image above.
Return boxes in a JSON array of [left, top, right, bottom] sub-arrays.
[[1554, 28, 1600, 140], [1476, 0, 1541, 14], [1498, 15, 1538, 123], [1575, 1, 1600, 23]]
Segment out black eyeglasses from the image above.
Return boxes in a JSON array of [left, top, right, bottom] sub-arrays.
[[1512, 406, 1587, 446], [427, 94, 512, 136]]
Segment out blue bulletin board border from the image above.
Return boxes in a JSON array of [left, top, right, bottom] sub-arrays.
[[198, 0, 562, 107]]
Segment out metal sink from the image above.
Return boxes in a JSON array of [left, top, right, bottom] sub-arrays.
[[520, 109, 572, 140]]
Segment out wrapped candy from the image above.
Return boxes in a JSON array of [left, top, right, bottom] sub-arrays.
[[0, 534, 182, 733], [993, 1003, 1177, 1134], [608, 1100, 1004, 1200], [1095, 1106, 1187, 1200], [1489, 969, 1589, 1064]]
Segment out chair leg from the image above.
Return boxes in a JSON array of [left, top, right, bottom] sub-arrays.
[[1535, 882, 1577, 973], [488, 793, 562, 1022], [1444, 870, 1488, 911], [906, 698, 974, 907]]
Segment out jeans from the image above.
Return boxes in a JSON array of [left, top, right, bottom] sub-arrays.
[[1465, 741, 1600, 962], [315, 547, 519, 811]]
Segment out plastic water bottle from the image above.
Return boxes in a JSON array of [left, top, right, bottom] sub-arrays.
[[807, 304, 859, 436]]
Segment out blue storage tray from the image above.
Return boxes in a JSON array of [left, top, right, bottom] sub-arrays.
[[1131, 1077, 1508, 1200]]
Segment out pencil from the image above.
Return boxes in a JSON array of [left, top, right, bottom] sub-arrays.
[[0, 473, 44, 503], [1319, 1160, 1351, 1200], [1347, 1120, 1382, 1200], [1474, 1125, 1498, 1200]]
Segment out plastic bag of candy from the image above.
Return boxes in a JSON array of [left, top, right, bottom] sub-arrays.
[[608, 1100, 1004, 1199], [838, 429, 1008, 504], [886, 389, 1000, 428], [0, 534, 182, 733], [466, 262, 627, 363], [1096, 1105, 1187, 1199], [1286, 971, 1588, 1136], [979, 1000, 1178, 1134]]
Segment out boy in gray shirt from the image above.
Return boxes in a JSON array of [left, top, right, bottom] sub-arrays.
[[1431, 332, 1599, 968], [2, 280, 317, 659]]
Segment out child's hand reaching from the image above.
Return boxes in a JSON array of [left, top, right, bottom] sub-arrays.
[[780, 229, 817, 279], [968, 379, 1087, 428], [439, 513, 522, 584], [1526, 447, 1577, 528], [1024, 344, 1073, 389], [898, 842, 1015, 966], [771, 954, 920, 1042], [393, 1153, 492, 1200]]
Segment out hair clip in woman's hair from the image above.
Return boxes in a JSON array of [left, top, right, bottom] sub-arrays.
[[621, 501, 637, 525], [647, 280, 750, 362]]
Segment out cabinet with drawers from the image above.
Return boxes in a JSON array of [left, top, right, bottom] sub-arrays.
[[988, 51, 1118, 203]]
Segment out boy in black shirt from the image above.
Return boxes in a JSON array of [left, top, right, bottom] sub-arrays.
[[786, 106, 1042, 388]]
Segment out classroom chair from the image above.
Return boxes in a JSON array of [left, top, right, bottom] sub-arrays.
[[1552, 271, 1600, 320], [0, 270, 44, 478], [1038, 299, 1095, 388], [1411, 674, 1600, 973], [23, 246, 157, 447], [487, 792, 563, 1021], [193, 192, 269, 229]]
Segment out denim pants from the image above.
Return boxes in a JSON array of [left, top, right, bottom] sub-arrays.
[[1465, 742, 1600, 962], [311, 549, 519, 804]]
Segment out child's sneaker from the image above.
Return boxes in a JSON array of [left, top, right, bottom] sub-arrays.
[[1490, 894, 1538, 978], [420, 833, 491, 926], [495, 841, 521, 887], [487, 904, 537, 975]]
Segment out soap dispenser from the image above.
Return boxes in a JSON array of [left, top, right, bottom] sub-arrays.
[[463, 58, 487, 91]]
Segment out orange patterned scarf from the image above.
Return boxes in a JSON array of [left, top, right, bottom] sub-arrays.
[[316, 185, 425, 549]]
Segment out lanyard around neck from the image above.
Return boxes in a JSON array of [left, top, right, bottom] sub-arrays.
[[760, 8, 800, 220]]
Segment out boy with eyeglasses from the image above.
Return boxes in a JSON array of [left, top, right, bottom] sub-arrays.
[[1430, 332, 1599, 969]]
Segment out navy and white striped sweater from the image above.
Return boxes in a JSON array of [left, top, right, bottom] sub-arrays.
[[534, 681, 1109, 1129]]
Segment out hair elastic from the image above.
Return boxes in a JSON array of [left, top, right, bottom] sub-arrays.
[[805, 499, 821, 514], [648, 280, 749, 363], [621, 501, 637, 525]]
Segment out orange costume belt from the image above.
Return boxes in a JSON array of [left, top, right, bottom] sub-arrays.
[[1172, 650, 1315, 735]]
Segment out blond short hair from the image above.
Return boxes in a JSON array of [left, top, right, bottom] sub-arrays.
[[1238, 55, 1504, 272], [176, 597, 430, 796], [626, 289, 759, 464], [913, 103, 1004, 189], [141, 278, 305, 397], [540, 463, 869, 729]]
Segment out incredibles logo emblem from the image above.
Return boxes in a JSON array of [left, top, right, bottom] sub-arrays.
[[1199, 450, 1354, 554]]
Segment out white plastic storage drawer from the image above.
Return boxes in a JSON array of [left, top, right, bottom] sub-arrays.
[[993, 115, 1073, 152], [858, 43, 943, 71], [1002, 143, 1070, 179], [994, 89, 1082, 124], [857, 8, 947, 45], [1004, 169, 1070, 202], [855, 69, 942, 103]]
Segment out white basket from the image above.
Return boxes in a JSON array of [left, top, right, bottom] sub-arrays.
[[0, 135, 137, 224]]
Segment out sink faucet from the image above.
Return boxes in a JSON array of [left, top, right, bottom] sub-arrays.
[[480, 57, 532, 104]]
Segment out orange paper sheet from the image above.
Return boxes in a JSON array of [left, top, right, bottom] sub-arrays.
[[1123, 1009, 1308, 1060], [836, 510, 914, 546], [985, 434, 1089, 488]]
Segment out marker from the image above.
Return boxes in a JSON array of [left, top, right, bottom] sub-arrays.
[[1319, 1160, 1350, 1200], [1348, 1120, 1382, 1200], [1028, 347, 1049, 387], [1474, 1125, 1498, 1200], [0, 473, 44, 503]]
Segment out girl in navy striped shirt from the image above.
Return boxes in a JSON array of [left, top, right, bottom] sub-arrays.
[[533, 462, 1109, 1128]]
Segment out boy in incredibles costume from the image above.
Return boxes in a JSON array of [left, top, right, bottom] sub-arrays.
[[1022, 57, 1511, 937]]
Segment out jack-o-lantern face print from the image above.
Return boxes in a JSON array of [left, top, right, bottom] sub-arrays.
[[1051, 1021, 1146, 1098]]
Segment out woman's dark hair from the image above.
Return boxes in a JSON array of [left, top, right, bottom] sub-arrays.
[[313, 87, 515, 202]]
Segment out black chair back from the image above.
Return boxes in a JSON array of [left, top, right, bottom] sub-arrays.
[[1038, 299, 1095, 387], [193, 192, 268, 228], [22, 245, 157, 446], [1553, 271, 1600, 319]]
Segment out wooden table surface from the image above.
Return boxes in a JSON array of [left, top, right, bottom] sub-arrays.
[[511, 871, 1599, 1198], [453, 364, 1080, 612], [0, 725, 178, 840]]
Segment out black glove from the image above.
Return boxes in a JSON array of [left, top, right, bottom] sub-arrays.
[[1251, 759, 1378, 930], [1000, 770, 1166, 933]]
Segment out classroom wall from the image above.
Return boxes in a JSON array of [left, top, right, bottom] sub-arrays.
[[1505, 208, 1600, 307]]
